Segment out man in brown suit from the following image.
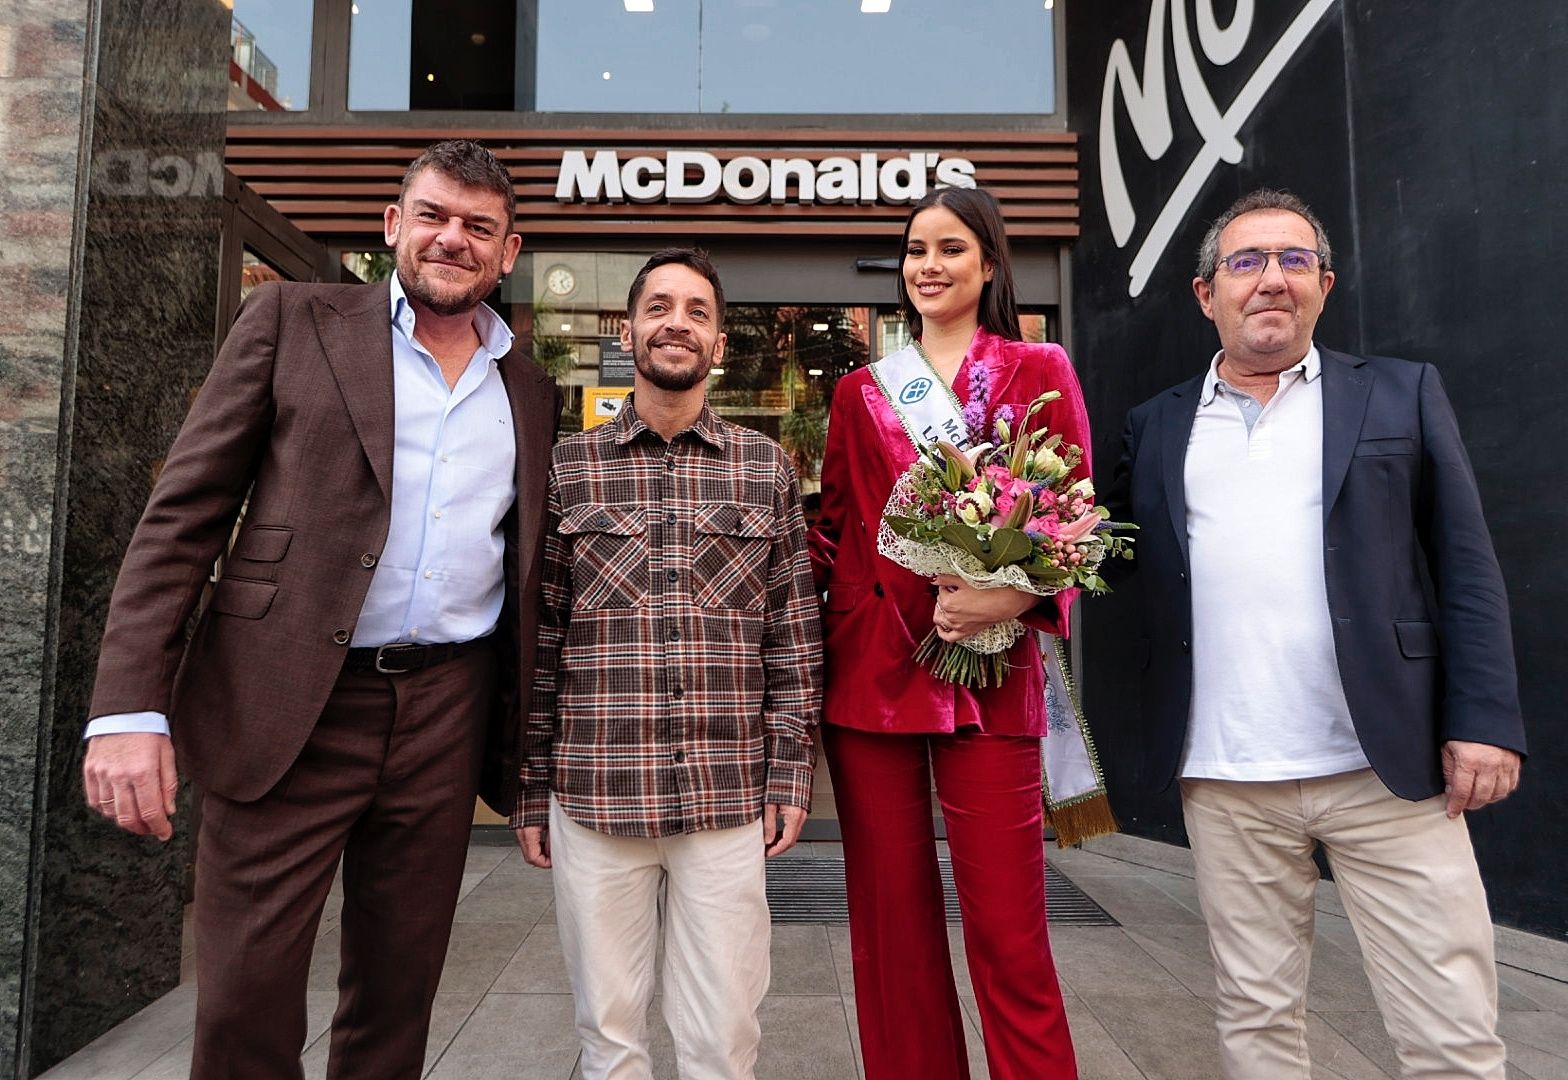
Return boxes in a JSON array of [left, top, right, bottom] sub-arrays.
[[80, 140, 558, 1078]]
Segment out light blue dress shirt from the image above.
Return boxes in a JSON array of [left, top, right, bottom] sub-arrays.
[[85, 272, 517, 739]]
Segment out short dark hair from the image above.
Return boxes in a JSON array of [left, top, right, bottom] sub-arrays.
[[626, 248, 726, 329], [896, 186, 1022, 341], [1196, 189, 1333, 282], [400, 139, 515, 229]]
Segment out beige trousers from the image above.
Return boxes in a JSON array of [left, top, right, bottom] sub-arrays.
[[1180, 769, 1504, 1080], [548, 796, 771, 1080]]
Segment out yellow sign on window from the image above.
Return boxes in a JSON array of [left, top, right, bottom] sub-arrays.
[[583, 386, 633, 429]]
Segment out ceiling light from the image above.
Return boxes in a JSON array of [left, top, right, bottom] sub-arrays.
[[710, 367, 725, 376], [1043, 0, 1054, 8], [425, 73, 435, 82], [625, 0, 655, 10], [807, 368, 824, 377], [560, 322, 572, 332], [812, 322, 830, 331], [602, 71, 612, 80], [861, 0, 892, 11], [350, 3, 359, 13]]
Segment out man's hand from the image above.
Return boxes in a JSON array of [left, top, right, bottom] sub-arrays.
[[763, 803, 806, 858], [82, 733, 178, 841], [1441, 740, 1522, 818], [932, 575, 1039, 642], [516, 825, 552, 868]]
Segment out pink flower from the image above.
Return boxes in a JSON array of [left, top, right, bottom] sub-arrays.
[[1028, 515, 1061, 539], [1056, 509, 1101, 545]]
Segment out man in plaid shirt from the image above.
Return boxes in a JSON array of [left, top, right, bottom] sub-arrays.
[[513, 249, 822, 1079]]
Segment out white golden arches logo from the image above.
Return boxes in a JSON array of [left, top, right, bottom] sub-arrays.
[[1098, 0, 1338, 298]]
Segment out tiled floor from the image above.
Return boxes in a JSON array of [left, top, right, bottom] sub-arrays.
[[42, 834, 1568, 1079]]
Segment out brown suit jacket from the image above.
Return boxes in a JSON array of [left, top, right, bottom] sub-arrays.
[[89, 280, 559, 813]]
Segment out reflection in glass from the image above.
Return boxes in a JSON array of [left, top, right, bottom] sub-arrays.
[[538, 0, 1055, 115], [346, 1, 1053, 115], [330, 248, 1043, 489], [241, 249, 289, 299], [351, 0, 529, 110], [229, 0, 312, 111]]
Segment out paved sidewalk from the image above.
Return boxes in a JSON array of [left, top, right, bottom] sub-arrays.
[[42, 834, 1568, 1079]]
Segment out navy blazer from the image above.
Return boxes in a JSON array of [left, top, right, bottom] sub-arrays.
[[1105, 348, 1525, 800]]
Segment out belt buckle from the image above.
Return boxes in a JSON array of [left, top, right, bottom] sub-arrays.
[[374, 643, 416, 674]]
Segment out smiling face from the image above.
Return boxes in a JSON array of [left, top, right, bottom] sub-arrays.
[[622, 263, 726, 393], [384, 167, 521, 317], [1193, 208, 1335, 375], [902, 205, 994, 337]]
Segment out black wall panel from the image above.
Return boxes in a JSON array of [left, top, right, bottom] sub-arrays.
[[1066, 0, 1567, 936]]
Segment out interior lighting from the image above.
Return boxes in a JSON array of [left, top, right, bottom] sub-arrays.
[[350, 3, 359, 14], [602, 71, 612, 80], [710, 367, 726, 376], [1043, 0, 1054, 8], [807, 368, 825, 377], [624, 0, 655, 11], [425, 72, 435, 82], [560, 322, 572, 332], [811, 322, 830, 331], [861, 0, 892, 11]]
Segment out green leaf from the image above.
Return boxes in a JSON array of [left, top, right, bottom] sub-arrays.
[[978, 527, 1034, 570], [937, 523, 987, 559]]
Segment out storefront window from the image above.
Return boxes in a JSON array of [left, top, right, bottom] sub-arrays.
[[348, 1, 1054, 115], [228, 0, 312, 111], [350, 0, 524, 111], [240, 249, 291, 298], [340, 247, 873, 481], [539, 0, 1055, 115]]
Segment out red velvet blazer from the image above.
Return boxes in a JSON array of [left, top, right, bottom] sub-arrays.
[[807, 328, 1093, 736]]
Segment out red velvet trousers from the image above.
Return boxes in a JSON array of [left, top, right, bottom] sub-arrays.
[[824, 724, 1077, 1080]]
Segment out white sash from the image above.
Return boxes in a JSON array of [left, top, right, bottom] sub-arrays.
[[868, 344, 974, 452], [869, 343, 1118, 846]]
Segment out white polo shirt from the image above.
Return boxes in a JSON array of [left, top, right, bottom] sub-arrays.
[[1180, 346, 1370, 781]]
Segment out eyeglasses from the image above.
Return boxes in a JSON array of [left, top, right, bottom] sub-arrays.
[[1216, 248, 1325, 276]]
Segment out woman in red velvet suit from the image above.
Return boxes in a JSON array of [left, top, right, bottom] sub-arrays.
[[808, 187, 1086, 1079]]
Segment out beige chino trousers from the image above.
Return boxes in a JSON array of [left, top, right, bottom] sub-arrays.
[[1181, 769, 1504, 1080], [548, 796, 771, 1080]]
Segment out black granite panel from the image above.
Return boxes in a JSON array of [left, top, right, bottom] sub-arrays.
[[0, 0, 92, 1068], [1068, 0, 1568, 941], [28, 0, 230, 1065], [0, 0, 230, 1071]]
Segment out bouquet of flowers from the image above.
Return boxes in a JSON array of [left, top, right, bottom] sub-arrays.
[[877, 389, 1135, 687]]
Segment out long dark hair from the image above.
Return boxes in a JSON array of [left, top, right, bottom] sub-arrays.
[[896, 186, 1022, 341]]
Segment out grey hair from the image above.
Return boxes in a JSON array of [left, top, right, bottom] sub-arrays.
[[1196, 189, 1333, 281]]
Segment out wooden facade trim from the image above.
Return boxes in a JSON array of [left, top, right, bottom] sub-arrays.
[[226, 125, 1080, 242]]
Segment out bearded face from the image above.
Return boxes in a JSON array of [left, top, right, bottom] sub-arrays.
[[622, 264, 726, 394], [385, 168, 519, 318]]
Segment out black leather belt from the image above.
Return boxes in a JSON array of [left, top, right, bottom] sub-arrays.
[[344, 637, 490, 675]]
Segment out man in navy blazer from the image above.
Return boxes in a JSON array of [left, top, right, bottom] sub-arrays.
[[1108, 189, 1524, 1079]]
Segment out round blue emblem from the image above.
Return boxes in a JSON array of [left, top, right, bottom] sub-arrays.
[[899, 378, 932, 404]]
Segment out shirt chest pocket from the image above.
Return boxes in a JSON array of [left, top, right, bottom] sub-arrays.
[[559, 504, 648, 610], [693, 504, 775, 611]]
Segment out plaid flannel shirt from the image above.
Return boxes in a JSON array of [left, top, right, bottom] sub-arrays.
[[513, 399, 822, 837]]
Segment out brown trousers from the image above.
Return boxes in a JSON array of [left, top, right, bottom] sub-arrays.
[[190, 645, 495, 1079]]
